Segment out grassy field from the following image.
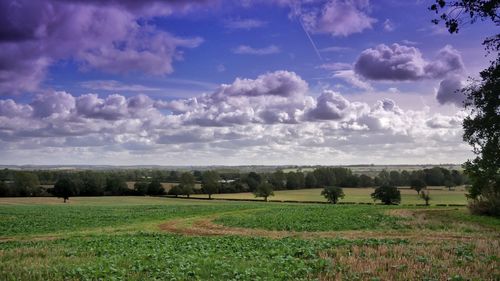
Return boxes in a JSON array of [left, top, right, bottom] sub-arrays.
[[192, 187, 468, 205], [0, 197, 498, 280]]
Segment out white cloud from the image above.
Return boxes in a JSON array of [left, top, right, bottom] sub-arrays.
[[81, 80, 161, 92], [224, 18, 267, 30], [232, 45, 281, 55], [332, 70, 373, 90], [0, 70, 471, 165], [383, 19, 395, 31]]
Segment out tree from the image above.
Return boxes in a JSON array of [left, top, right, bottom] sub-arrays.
[[0, 181, 9, 197], [53, 178, 78, 203], [429, 0, 499, 34], [286, 172, 304, 189], [134, 181, 148, 195], [105, 176, 128, 195], [358, 174, 374, 187], [253, 182, 274, 202], [147, 179, 165, 195], [444, 180, 455, 191], [371, 184, 401, 205], [80, 172, 105, 196], [246, 172, 261, 191], [14, 172, 40, 196], [269, 170, 286, 189], [420, 190, 431, 206], [168, 185, 183, 197], [321, 186, 345, 204], [411, 179, 427, 195], [430, 0, 499, 216], [201, 171, 220, 199], [305, 173, 318, 188], [179, 172, 195, 198]]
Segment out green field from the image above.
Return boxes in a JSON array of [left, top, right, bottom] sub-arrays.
[[192, 187, 468, 205], [1, 197, 498, 280]]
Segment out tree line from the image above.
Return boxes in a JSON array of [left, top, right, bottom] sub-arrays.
[[0, 166, 467, 201]]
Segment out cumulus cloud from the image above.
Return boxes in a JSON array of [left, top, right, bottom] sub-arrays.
[[299, 0, 376, 36], [0, 0, 207, 94], [232, 45, 280, 55], [306, 90, 368, 120], [353, 44, 464, 81], [0, 70, 469, 164], [436, 76, 466, 106]]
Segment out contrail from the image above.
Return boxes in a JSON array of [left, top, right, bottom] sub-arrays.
[[298, 17, 323, 62]]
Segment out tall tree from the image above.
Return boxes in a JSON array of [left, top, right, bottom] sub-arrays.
[[253, 182, 274, 202], [411, 179, 427, 195], [179, 172, 195, 198], [14, 172, 40, 197], [430, 0, 499, 216], [305, 173, 318, 188], [321, 186, 345, 204], [371, 184, 401, 205], [201, 171, 220, 199], [53, 178, 78, 203]]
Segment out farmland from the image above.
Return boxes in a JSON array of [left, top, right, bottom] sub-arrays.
[[1, 197, 499, 280], [192, 187, 468, 205]]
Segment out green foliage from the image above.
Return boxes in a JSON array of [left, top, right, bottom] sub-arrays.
[[429, 0, 499, 34], [321, 186, 345, 204], [371, 185, 401, 205], [216, 205, 405, 232], [53, 178, 78, 202], [305, 173, 318, 188], [14, 172, 41, 196], [0, 233, 405, 281], [0, 203, 255, 236], [286, 172, 305, 189], [411, 179, 427, 195], [105, 176, 128, 196], [429, 0, 499, 217], [167, 185, 183, 197], [147, 179, 165, 196], [201, 171, 220, 199], [134, 181, 149, 195], [269, 170, 286, 189], [179, 172, 195, 197], [253, 182, 274, 201], [420, 190, 431, 206], [245, 172, 261, 191]]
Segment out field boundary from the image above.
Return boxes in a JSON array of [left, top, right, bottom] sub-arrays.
[[159, 195, 467, 207]]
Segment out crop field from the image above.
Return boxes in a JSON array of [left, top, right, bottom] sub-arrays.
[[192, 187, 468, 205], [0, 197, 499, 280]]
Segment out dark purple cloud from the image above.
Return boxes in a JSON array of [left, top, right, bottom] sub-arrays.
[[353, 44, 464, 81], [0, 0, 206, 94], [436, 76, 466, 106]]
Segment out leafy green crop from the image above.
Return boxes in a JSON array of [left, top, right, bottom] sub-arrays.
[[215, 205, 406, 231], [0, 203, 258, 236], [0, 233, 406, 280]]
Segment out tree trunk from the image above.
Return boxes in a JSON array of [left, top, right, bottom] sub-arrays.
[[63, 197, 67, 203], [264, 196, 268, 202], [209, 194, 212, 200]]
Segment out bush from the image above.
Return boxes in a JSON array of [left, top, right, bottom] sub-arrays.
[[321, 186, 345, 204], [371, 184, 401, 205]]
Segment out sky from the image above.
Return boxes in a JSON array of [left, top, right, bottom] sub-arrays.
[[0, 0, 496, 166]]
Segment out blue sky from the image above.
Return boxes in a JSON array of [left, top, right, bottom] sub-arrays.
[[0, 0, 496, 165]]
